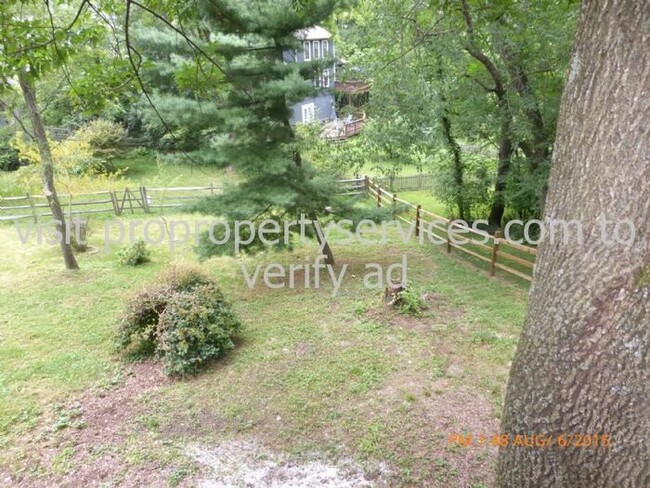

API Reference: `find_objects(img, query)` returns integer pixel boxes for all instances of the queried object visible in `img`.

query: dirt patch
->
[367,370,500,487]
[0,361,194,488]
[366,291,463,332]
[187,438,392,487]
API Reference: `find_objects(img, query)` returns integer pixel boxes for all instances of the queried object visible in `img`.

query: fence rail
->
[365,177,536,282]
[0,180,360,222]
[0,183,223,222]
[371,174,433,191]
[1,176,536,282]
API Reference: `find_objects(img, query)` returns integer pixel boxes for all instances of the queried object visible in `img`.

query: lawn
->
[0,207,529,487]
[0,149,229,201]
[111,152,229,189]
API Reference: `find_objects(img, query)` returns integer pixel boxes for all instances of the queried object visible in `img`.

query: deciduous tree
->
[497,1,649,485]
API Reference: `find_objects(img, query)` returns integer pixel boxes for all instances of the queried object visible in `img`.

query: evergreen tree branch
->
[122,0,214,177]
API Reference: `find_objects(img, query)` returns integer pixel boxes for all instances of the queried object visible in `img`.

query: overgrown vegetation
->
[393,287,426,317]
[0,140,27,172]
[117,265,242,376]
[116,239,151,267]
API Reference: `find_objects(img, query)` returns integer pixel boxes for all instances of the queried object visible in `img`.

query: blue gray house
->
[284,26,336,125]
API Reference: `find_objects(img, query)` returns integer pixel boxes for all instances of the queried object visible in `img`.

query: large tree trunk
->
[497,2,649,486]
[18,70,79,271]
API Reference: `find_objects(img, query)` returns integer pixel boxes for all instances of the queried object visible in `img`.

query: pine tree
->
[179,0,381,263]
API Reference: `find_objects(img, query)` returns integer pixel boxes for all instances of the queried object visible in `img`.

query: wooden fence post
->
[26,193,37,223]
[446,221,452,254]
[110,190,121,216]
[124,188,135,214]
[140,186,150,213]
[364,175,370,192]
[377,184,382,207]
[415,204,421,237]
[490,231,502,276]
[210,182,215,195]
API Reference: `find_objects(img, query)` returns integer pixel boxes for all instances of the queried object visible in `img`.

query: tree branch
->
[459,0,505,98]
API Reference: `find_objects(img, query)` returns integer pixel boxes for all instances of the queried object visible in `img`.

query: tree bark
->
[310,212,335,266]
[488,101,514,229]
[441,113,466,221]
[18,70,79,271]
[497,2,649,486]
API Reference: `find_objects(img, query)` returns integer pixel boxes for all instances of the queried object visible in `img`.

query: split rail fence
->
[1,176,535,281]
[364,177,536,282]
[0,184,222,223]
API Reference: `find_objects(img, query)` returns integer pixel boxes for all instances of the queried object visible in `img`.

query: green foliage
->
[393,287,425,317]
[116,239,151,266]
[347,0,579,222]
[192,216,293,261]
[432,152,494,220]
[76,119,126,155]
[0,140,27,172]
[116,265,242,376]
[296,122,369,176]
[157,283,241,376]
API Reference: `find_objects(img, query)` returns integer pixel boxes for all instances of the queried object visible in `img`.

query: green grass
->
[0,149,229,201]
[398,190,449,217]
[0,212,529,485]
[111,150,229,188]
[346,162,430,178]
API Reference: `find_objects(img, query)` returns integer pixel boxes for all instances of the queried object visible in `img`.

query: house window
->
[321,40,329,57]
[322,69,330,88]
[313,75,321,88]
[313,40,321,59]
[303,41,311,61]
[301,103,316,123]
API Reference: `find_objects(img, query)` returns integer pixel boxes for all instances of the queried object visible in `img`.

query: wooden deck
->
[326,118,366,141]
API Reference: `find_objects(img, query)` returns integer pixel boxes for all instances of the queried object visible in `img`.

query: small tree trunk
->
[497,1,649,486]
[310,212,335,266]
[441,114,466,221]
[18,70,79,270]
[488,112,513,229]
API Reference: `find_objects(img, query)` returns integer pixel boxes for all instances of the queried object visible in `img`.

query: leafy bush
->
[12,130,121,178]
[116,239,151,266]
[69,158,117,177]
[75,119,126,155]
[157,284,241,375]
[116,265,242,376]
[0,141,26,171]
[393,287,426,317]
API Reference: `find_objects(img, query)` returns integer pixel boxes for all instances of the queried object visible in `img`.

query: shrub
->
[75,119,125,155]
[393,287,426,317]
[157,284,241,376]
[117,239,151,266]
[0,141,27,172]
[117,284,169,355]
[116,265,242,376]
[12,130,119,177]
[69,158,117,177]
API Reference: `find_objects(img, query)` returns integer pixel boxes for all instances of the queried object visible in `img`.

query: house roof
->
[295,26,332,40]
